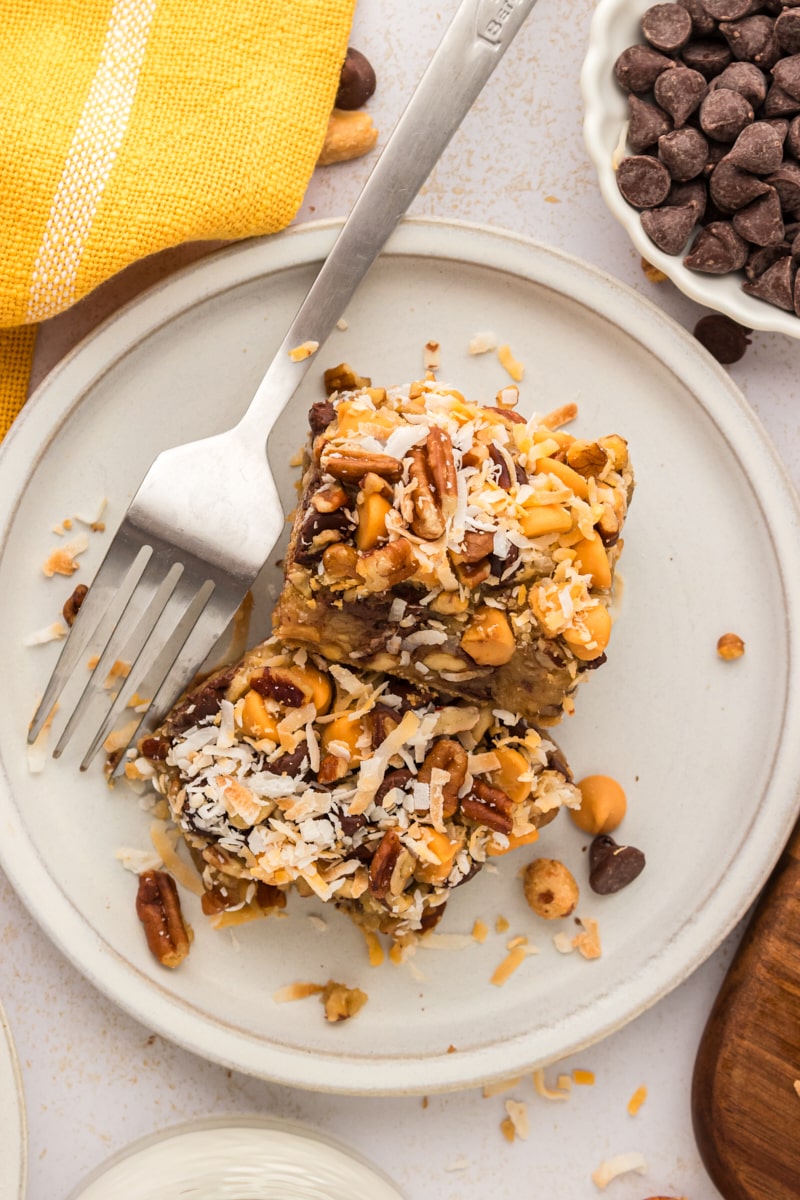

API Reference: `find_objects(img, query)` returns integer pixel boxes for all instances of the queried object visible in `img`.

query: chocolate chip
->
[642,3,693,52]
[614,44,676,92]
[742,250,797,304]
[719,15,780,68]
[308,399,336,436]
[659,126,709,178]
[732,185,785,241]
[727,120,785,170]
[700,87,755,139]
[374,768,413,807]
[766,157,800,207]
[641,201,700,250]
[684,219,750,269]
[252,669,305,708]
[270,743,310,777]
[588,836,646,894]
[642,201,700,250]
[667,177,709,220]
[787,113,800,155]
[628,94,674,152]
[681,37,733,78]
[617,155,673,207]
[745,239,791,278]
[793,267,800,314]
[763,80,800,114]
[710,155,771,209]
[776,8,800,55]
[702,0,755,19]
[655,64,709,123]
[335,47,376,110]
[693,313,753,360]
[772,51,800,100]
[678,0,716,36]
[712,61,768,107]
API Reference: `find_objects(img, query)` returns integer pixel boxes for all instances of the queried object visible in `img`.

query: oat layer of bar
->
[135,638,579,940]
[274,376,634,724]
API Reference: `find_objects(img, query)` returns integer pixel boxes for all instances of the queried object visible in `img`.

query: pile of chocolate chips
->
[614,0,800,315]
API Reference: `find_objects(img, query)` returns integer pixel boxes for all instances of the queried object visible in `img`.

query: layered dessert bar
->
[135,638,579,940]
[274,375,634,724]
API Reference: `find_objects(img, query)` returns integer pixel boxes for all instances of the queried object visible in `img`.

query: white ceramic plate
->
[67,1116,404,1200]
[0,998,27,1200]
[582,0,800,338]
[1,219,800,1094]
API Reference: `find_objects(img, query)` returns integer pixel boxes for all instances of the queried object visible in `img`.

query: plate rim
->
[0,994,28,1200]
[2,216,800,1094]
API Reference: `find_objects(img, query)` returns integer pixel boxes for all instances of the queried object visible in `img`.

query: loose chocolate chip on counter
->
[654,64,708,123]
[642,2,693,52]
[732,186,785,242]
[699,87,755,140]
[335,47,377,110]
[659,126,709,179]
[710,155,771,209]
[641,201,700,251]
[678,0,716,36]
[693,312,753,360]
[719,15,780,68]
[742,250,797,305]
[727,119,785,171]
[588,836,646,895]
[712,61,768,107]
[616,154,672,207]
[681,37,733,78]
[614,44,676,92]
[628,94,674,152]
[684,219,750,270]
[772,51,800,100]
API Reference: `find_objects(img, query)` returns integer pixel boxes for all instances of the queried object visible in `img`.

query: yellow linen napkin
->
[0,0,356,438]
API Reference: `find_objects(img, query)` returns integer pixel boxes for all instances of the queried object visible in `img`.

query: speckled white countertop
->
[5,1,800,1197]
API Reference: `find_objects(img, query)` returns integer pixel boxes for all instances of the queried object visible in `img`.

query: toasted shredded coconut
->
[362,928,385,967]
[74,496,108,528]
[24,620,68,646]
[591,1152,647,1189]
[149,823,204,896]
[114,846,162,874]
[573,1069,596,1086]
[553,931,575,954]
[468,331,497,355]
[42,533,89,577]
[471,919,488,943]
[482,1075,522,1098]
[490,943,529,986]
[27,703,58,774]
[497,344,524,382]
[533,1068,570,1100]
[573,917,602,959]
[504,1099,530,1140]
[272,981,325,1003]
[288,340,319,362]
[423,340,441,370]
[627,1085,647,1116]
[444,1157,471,1172]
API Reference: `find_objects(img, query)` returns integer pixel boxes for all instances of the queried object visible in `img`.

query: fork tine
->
[53,560,185,758]
[81,576,216,771]
[28,543,153,743]
[109,579,242,781]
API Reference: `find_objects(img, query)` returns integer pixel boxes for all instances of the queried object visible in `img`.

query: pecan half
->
[418,738,468,818]
[460,780,515,834]
[368,829,402,899]
[323,448,403,484]
[62,583,88,627]
[427,427,458,518]
[409,446,445,539]
[312,483,349,513]
[356,538,416,592]
[135,870,191,968]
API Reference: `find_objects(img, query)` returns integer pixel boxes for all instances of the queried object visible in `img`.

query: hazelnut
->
[523,857,579,919]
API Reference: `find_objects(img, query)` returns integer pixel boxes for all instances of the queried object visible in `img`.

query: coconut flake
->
[24,620,68,646]
[591,1152,647,1189]
[114,846,163,874]
[504,1099,530,1140]
[468,331,497,355]
[41,533,89,577]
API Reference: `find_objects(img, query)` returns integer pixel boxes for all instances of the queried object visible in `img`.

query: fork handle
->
[236,0,540,440]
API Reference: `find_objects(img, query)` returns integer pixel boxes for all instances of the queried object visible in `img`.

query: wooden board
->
[692,821,800,1200]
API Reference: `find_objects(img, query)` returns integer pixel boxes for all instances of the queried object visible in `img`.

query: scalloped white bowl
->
[581,0,800,338]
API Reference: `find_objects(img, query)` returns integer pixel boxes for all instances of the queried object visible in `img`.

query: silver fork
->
[28,0,540,768]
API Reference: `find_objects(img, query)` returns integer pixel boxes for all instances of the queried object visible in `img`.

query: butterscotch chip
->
[732,188,785,245]
[617,155,672,208]
[684,221,749,272]
[654,64,708,124]
[742,252,796,307]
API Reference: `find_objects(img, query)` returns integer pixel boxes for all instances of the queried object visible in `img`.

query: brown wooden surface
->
[692,820,800,1200]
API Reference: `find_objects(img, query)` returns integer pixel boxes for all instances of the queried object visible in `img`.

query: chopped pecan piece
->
[62,583,88,627]
[323,363,372,395]
[322,448,403,484]
[418,738,468,818]
[460,780,515,834]
[368,829,402,899]
[135,870,192,968]
[409,446,445,539]
[321,980,368,1021]
[455,530,495,562]
[356,538,416,591]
